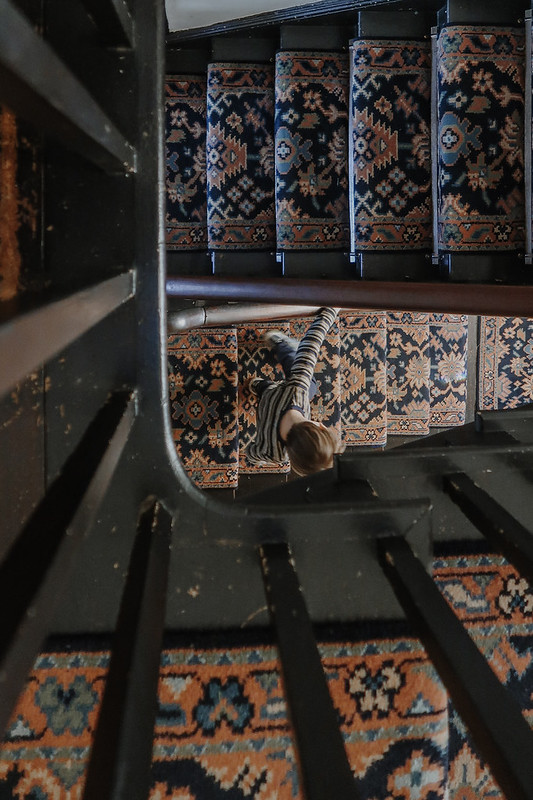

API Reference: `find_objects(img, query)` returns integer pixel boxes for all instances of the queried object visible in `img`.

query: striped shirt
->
[247,307,338,465]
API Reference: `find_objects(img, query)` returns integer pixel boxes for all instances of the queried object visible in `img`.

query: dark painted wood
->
[444,472,533,585]
[81,0,135,48]
[357,9,431,36]
[379,536,533,800]
[0,1,135,173]
[446,0,528,24]
[280,24,347,49]
[0,392,135,738]
[260,542,361,800]
[83,502,171,800]
[211,36,278,61]
[0,272,134,399]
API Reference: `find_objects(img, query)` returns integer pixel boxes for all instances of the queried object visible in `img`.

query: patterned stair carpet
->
[165,76,207,250]
[436,25,525,252]
[350,38,432,251]
[1,551,532,799]
[206,63,275,250]
[274,51,350,250]
[478,316,533,410]
[168,328,239,488]
[168,313,469,488]
[166,28,527,258]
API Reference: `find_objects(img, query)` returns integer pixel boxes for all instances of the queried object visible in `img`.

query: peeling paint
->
[0,107,21,301]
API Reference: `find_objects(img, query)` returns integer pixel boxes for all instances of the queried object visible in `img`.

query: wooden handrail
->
[167,276,533,317]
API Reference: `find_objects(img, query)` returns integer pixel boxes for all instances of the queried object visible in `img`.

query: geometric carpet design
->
[168,312,471,488]
[1,553,531,799]
[206,63,275,249]
[165,77,208,250]
[340,311,388,446]
[436,26,525,252]
[430,314,469,426]
[274,51,350,250]
[478,316,533,410]
[168,328,239,488]
[386,312,431,436]
[350,39,432,251]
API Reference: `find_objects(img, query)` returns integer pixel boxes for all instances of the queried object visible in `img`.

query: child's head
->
[285,420,344,476]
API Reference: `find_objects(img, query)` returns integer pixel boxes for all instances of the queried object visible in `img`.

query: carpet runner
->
[168,328,239,488]
[274,51,350,250]
[436,26,525,252]
[1,552,531,799]
[206,63,275,250]
[386,312,431,436]
[478,316,533,410]
[350,39,432,251]
[168,313,469,488]
[165,76,207,250]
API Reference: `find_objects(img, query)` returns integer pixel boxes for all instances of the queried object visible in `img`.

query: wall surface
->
[165,0,326,32]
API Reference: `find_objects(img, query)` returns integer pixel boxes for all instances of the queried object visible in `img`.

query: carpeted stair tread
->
[386,312,431,436]
[350,38,432,251]
[436,25,525,252]
[274,50,350,250]
[340,310,388,446]
[168,327,239,488]
[429,314,469,427]
[206,62,275,249]
[288,315,342,436]
[478,316,533,410]
[4,554,533,798]
[237,320,291,474]
[165,76,208,250]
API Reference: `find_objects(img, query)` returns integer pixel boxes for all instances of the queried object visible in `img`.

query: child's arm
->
[287,307,338,391]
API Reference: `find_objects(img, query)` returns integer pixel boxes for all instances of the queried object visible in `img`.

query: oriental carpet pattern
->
[429,315,469,427]
[206,63,275,249]
[274,51,349,249]
[237,321,291,475]
[168,328,239,489]
[386,312,431,436]
[1,554,532,799]
[437,26,525,251]
[350,40,432,251]
[478,316,533,410]
[165,77,207,250]
[340,311,388,446]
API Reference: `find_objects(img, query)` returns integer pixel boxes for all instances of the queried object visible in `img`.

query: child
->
[247,307,344,476]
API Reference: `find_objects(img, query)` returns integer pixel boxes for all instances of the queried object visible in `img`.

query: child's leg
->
[276,339,318,400]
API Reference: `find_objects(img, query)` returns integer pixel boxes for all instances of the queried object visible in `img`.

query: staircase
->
[168,311,470,488]
[4,1,533,798]
[164,4,533,489]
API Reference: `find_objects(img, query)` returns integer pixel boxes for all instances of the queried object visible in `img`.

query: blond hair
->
[285,421,344,477]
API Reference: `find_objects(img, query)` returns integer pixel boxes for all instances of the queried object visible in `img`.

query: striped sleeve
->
[286,307,337,391]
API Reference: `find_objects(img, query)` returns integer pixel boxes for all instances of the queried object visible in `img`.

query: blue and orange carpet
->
[1,550,532,798]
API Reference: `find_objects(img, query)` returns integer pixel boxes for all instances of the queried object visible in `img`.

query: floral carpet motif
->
[2,554,531,799]
[429,314,468,426]
[165,77,207,250]
[168,327,239,488]
[288,316,342,436]
[340,311,387,446]
[437,26,525,251]
[386,312,431,435]
[237,321,291,475]
[434,552,533,800]
[274,51,349,249]
[477,316,533,409]
[350,40,432,251]
[206,63,275,249]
